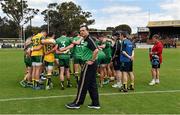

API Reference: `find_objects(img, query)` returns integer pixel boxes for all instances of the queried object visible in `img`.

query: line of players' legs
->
[20,53,135,92]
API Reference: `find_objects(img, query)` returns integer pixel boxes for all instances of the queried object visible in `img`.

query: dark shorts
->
[104,57,111,64]
[98,58,106,65]
[44,61,54,67]
[31,56,43,63]
[120,61,133,72]
[24,56,32,67]
[55,54,59,59]
[59,58,70,68]
[152,64,160,69]
[113,58,121,71]
[74,57,84,65]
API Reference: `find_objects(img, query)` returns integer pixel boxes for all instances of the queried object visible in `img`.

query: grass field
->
[0,48,180,114]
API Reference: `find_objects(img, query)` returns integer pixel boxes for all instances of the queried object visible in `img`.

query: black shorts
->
[74,57,84,65]
[152,64,160,69]
[120,61,133,72]
[59,59,70,68]
[113,57,121,70]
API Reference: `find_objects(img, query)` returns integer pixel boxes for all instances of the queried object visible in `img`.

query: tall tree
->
[106,27,114,31]
[0,16,18,38]
[1,0,39,25]
[1,0,39,37]
[41,2,95,36]
[115,24,132,35]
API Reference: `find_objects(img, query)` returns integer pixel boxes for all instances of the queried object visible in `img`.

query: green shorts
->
[74,57,83,64]
[97,58,105,65]
[44,61,54,67]
[55,53,59,59]
[59,58,70,68]
[31,56,43,63]
[24,56,32,67]
[104,57,111,64]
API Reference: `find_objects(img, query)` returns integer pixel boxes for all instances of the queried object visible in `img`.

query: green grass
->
[0,48,180,114]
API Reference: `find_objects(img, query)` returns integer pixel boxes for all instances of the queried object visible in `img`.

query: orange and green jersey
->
[44,38,55,62]
[31,33,44,56]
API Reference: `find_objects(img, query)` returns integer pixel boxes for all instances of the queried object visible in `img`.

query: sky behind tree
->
[0,0,179,33]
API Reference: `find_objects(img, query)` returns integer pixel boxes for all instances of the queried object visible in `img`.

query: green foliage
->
[106,27,114,31]
[115,24,132,34]
[41,2,95,36]
[1,0,39,26]
[0,16,18,38]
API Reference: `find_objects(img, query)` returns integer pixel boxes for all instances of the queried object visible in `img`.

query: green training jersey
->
[103,41,112,58]
[75,36,97,63]
[72,36,85,58]
[56,35,72,59]
[96,41,106,60]
[80,41,92,62]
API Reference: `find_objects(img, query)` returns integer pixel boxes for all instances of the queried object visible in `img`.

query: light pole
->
[47,8,50,33]
[21,0,26,48]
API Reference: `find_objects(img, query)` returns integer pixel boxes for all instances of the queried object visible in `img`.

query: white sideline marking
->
[0,90,180,102]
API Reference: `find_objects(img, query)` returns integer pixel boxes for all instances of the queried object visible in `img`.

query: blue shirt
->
[120,38,134,62]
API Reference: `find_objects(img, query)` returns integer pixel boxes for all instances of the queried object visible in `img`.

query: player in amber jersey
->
[31,30,47,89]
[42,32,56,90]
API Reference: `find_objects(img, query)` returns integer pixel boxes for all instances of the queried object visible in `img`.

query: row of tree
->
[0,0,132,38]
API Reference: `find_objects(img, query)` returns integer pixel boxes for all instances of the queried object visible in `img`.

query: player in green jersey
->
[55,31,72,90]
[20,36,33,88]
[72,32,85,86]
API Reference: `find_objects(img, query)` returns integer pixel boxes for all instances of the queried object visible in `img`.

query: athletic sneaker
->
[67,81,72,88]
[40,74,46,80]
[49,82,53,88]
[155,79,160,84]
[112,83,118,88]
[149,79,156,85]
[103,79,110,85]
[60,82,65,90]
[119,86,128,92]
[112,83,121,88]
[45,85,50,90]
[19,80,27,88]
[65,103,80,109]
[26,82,33,88]
[87,104,101,109]
[128,84,135,90]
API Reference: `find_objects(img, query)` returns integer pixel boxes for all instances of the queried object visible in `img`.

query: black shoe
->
[119,86,128,92]
[87,104,101,109]
[26,82,33,88]
[123,88,128,92]
[65,103,80,109]
[128,84,135,90]
[67,82,72,88]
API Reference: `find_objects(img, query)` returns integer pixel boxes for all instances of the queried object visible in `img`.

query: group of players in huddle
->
[20,29,135,92]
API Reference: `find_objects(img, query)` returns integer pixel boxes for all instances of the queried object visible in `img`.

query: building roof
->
[147,20,180,27]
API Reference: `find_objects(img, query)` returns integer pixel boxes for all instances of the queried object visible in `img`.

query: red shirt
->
[150,41,163,64]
